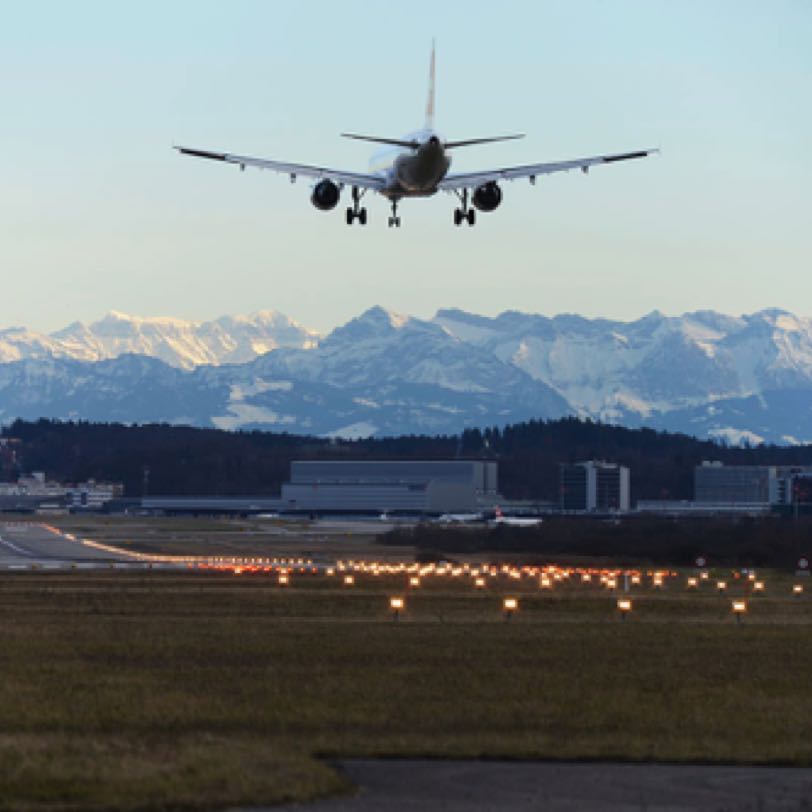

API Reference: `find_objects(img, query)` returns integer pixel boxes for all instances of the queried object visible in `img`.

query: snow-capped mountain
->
[1,305,811,443]
[0,311,317,370]
[0,307,568,437]
[434,307,812,443]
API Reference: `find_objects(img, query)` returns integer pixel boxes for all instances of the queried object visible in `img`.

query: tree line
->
[382,515,812,569]
[2,417,812,501]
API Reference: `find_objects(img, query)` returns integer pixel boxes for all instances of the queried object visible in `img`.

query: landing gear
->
[388,198,402,228]
[453,189,476,227]
[346,186,367,225]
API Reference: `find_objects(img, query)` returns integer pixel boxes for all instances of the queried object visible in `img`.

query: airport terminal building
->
[280,460,499,515]
[559,461,630,513]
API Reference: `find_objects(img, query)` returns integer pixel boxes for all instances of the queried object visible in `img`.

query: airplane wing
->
[438,148,658,190]
[175,146,386,191]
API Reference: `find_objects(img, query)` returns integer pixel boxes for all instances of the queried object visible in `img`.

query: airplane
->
[490,507,543,528]
[438,512,484,524]
[175,44,657,228]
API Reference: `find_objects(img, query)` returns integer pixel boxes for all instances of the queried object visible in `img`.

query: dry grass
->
[0,570,811,810]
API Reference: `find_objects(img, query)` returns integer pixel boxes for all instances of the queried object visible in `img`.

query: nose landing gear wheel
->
[454,209,463,226]
[388,199,402,228]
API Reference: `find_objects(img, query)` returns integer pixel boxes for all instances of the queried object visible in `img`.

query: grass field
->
[1,568,811,811]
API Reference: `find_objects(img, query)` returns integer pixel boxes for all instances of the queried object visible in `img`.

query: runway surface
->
[266,759,812,811]
[0,522,147,570]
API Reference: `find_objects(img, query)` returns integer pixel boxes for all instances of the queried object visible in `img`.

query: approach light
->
[474,577,487,589]
[390,596,404,619]
[503,597,518,619]
[409,576,420,588]
[343,575,355,586]
[717,580,727,593]
[278,572,289,586]
[753,581,765,592]
[793,584,804,596]
[687,577,698,588]
[732,600,747,623]
[617,598,632,620]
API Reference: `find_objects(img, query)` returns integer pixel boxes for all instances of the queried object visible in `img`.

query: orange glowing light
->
[474,577,486,588]
[617,599,632,612]
[278,573,289,585]
[753,581,764,592]
[732,600,747,614]
[390,596,404,611]
[343,575,355,586]
[409,576,420,587]
[503,597,518,612]
[717,580,727,592]
[793,584,804,595]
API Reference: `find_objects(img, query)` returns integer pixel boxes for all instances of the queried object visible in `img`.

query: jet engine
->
[472,181,502,212]
[311,179,340,210]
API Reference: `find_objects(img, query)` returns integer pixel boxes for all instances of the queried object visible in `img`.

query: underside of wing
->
[175,146,386,191]
[438,148,658,190]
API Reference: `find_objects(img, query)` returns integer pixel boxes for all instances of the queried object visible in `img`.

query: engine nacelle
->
[311,179,340,211]
[472,181,502,212]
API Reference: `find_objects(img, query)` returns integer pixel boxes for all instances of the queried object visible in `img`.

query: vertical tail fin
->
[425,40,436,130]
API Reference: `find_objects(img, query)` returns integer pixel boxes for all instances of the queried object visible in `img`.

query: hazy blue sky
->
[1,1,810,333]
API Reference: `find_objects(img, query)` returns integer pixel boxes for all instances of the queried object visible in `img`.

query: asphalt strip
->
[252,759,812,812]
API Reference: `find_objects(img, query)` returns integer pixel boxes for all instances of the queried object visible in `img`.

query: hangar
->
[280,460,499,515]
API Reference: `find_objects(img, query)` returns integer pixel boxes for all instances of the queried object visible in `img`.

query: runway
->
[270,759,812,812]
[0,522,153,570]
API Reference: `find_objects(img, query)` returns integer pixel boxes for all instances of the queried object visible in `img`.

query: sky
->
[1,0,810,335]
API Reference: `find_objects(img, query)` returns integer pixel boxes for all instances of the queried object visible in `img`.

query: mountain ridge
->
[1,306,810,444]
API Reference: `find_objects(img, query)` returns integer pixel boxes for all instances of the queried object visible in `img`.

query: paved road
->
[0,522,143,569]
[264,760,812,811]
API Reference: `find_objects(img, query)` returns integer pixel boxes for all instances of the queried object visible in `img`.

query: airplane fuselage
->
[370,129,452,198]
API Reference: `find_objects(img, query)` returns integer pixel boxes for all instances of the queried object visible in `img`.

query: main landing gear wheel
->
[346,186,367,225]
[388,198,402,228]
[453,189,476,227]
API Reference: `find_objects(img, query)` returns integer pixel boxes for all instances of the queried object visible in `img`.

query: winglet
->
[425,39,436,130]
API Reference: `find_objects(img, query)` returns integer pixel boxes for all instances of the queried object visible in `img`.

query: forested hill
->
[3,418,812,501]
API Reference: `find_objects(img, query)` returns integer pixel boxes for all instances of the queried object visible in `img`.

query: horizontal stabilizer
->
[445,134,525,149]
[341,133,419,149]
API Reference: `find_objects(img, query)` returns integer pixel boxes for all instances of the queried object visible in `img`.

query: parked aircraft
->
[176,44,657,227]
[490,507,543,528]
[438,512,484,524]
